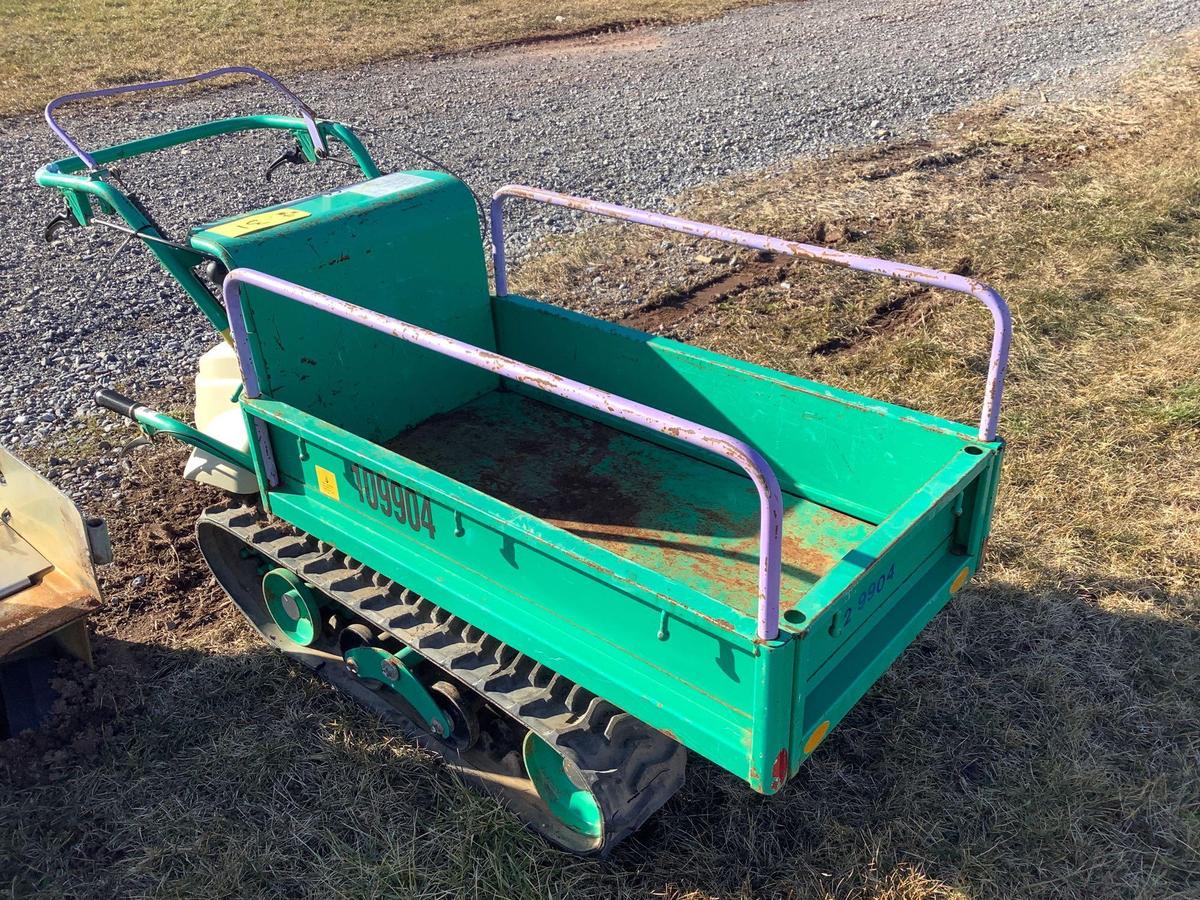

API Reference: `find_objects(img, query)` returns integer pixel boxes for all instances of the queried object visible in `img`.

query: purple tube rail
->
[489,185,1012,443]
[223,267,786,641]
[45,66,326,170]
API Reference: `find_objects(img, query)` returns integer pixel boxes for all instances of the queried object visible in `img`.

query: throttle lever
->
[265,141,306,181]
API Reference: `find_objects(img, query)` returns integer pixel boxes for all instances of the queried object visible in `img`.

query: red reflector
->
[770,749,789,791]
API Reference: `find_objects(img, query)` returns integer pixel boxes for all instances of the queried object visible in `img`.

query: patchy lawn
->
[0,0,761,118]
[3,35,1199,900]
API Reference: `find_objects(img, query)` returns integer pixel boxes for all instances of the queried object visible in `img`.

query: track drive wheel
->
[522,731,603,840]
[262,567,323,646]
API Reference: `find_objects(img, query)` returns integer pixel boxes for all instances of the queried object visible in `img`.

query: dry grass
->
[508,38,1200,895]
[3,36,1200,900]
[0,0,760,119]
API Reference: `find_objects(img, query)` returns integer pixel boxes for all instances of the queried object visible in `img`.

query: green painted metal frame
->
[343,644,454,739]
[34,114,380,333]
[230,290,1002,793]
[128,404,254,471]
[35,107,1005,792]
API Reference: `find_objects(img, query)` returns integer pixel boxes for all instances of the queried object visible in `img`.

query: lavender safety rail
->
[45,66,326,170]
[222,267,787,642]
[490,185,1012,443]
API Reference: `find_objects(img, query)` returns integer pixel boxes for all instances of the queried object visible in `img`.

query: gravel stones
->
[1,0,1195,488]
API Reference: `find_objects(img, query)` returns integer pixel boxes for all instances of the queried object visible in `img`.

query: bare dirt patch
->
[90,446,230,646]
[620,251,782,331]
[0,654,123,786]
[480,22,666,62]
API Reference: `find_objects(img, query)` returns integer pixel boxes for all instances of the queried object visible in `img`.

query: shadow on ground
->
[1,557,1194,898]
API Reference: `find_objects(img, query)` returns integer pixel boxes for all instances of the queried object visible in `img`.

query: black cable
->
[340,121,490,243]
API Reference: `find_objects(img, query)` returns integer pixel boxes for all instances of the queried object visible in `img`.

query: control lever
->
[43,213,77,243]
[265,141,306,181]
[266,141,361,181]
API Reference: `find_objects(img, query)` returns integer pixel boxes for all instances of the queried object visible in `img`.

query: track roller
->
[429,681,480,751]
[342,639,454,741]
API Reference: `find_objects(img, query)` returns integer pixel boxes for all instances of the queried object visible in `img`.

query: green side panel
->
[493,294,991,524]
[244,398,768,782]
[390,390,874,623]
[787,451,1001,770]
[191,171,497,441]
[791,553,980,770]
[798,500,958,671]
[796,448,993,643]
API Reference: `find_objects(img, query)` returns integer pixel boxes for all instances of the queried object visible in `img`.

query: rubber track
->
[198,503,685,854]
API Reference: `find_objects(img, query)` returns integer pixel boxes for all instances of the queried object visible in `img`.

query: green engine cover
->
[190,171,497,442]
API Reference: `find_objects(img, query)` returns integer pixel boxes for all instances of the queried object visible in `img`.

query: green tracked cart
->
[36,68,1011,853]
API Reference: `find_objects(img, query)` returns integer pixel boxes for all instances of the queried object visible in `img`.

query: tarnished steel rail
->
[222,268,788,641]
[45,66,327,170]
[489,185,1012,443]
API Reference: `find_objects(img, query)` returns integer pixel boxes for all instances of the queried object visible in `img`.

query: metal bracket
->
[344,644,452,739]
[250,416,279,488]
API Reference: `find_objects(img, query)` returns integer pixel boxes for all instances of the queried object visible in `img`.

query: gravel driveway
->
[1,0,1196,467]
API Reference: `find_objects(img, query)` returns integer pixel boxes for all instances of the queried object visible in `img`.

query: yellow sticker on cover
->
[314,466,339,501]
[206,207,309,238]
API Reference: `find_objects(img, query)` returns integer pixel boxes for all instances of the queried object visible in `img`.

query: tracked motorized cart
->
[36,69,1011,852]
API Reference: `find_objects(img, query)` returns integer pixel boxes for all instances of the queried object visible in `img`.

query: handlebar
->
[94,388,144,420]
[36,109,381,336]
[45,66,327,170]
[489,185,1012,443]
[94,387,255,471]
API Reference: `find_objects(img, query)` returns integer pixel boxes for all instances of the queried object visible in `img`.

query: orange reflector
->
[803,720,831,755]
[950,567,971,594]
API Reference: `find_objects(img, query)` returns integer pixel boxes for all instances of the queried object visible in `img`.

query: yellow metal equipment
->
[0,445,109,736]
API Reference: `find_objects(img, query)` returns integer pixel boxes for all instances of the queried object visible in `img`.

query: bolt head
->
[281,593,300,621]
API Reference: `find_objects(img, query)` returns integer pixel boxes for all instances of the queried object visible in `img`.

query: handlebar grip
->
[95,388,145,420]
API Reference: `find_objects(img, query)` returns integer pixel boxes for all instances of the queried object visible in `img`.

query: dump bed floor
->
[390,390,874,620]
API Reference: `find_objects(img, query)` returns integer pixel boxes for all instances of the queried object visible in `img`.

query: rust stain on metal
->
[392,392,866,635]
[0,576,95,658]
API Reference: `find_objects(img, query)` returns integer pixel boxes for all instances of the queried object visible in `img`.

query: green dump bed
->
[191,170,1005,793]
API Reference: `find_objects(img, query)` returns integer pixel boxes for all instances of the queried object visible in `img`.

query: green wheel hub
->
[522,731,603,839]
[262,567,323,646]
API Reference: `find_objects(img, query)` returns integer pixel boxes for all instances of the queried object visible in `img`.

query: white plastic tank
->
[186,341,256,494]
[195,341,242,430]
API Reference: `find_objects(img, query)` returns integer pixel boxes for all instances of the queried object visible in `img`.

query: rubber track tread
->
[198,503,685,854]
